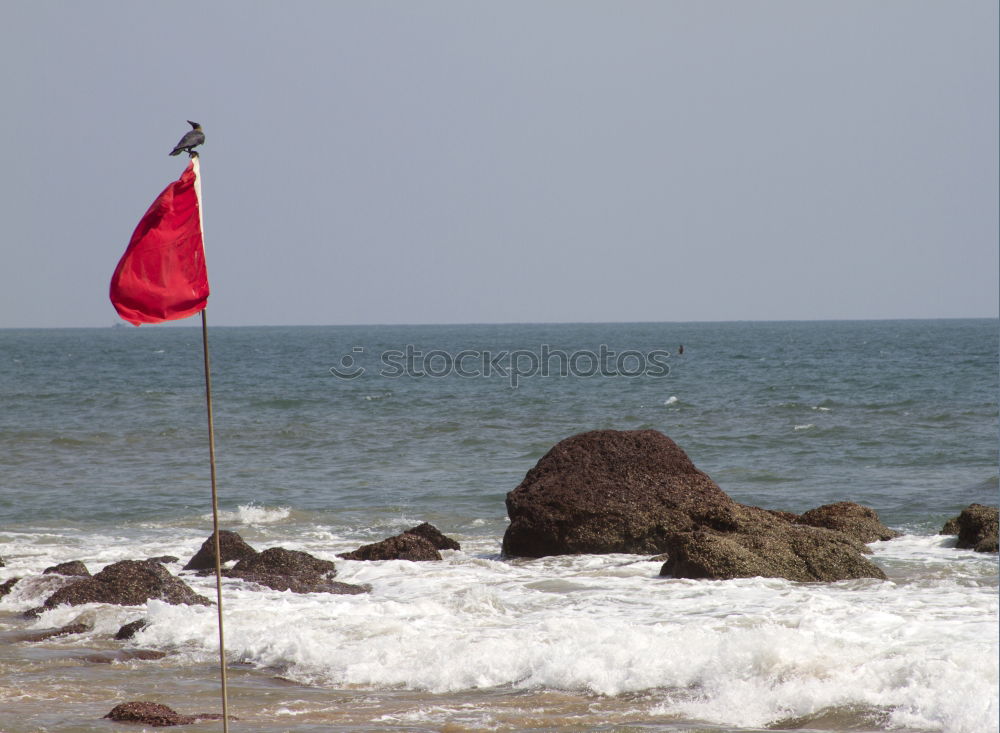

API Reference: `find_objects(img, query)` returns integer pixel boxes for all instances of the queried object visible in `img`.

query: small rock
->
[404,523,461,551]
[338,533,442,562]
[104,701,195,726]
[336,523,460,562]
[43,561,92,577]
[42,560,211,609]
[228,547,370,595]
[183,530,258,571]
[233,572,370,594]
[231,547,336,578]
[950,504,999,552]
[659,523,887,582]
[147,556,179,565]
[116,619,149,640]
[796,502,900,543]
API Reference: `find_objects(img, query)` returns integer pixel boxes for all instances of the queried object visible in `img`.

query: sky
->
[1,1,997,328]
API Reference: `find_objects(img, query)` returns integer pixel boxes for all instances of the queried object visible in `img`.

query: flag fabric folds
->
[110,158,209,326]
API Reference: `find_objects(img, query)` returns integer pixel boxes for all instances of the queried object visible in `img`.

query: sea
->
[0,319,997,733]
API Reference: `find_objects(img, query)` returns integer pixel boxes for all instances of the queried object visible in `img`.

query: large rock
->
[795,502,900,543]
[41,560,211,609]
[338,533,442,562]
[943,504,999,552]
[183,530,258,571]
[228,547,369,594]
[504,430,736,557]
[502,429,887,582]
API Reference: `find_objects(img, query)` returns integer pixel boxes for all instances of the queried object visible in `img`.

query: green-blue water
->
[2,320,996,528]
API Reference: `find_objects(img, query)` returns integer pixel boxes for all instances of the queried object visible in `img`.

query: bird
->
[169,121,205,157]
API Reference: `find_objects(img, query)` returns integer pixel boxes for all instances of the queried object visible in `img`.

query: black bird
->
[169,121,205,157]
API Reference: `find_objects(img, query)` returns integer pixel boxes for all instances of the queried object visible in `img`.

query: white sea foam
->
[3,531,996,732]
[663,395,678,405]
[205,504,291,526]
[793,423,815,431]
[0,574,73,615]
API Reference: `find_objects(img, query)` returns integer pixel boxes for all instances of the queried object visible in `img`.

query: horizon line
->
[2,315,998,331]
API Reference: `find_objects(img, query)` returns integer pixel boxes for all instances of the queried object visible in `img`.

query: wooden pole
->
[201,308,230,731]
[192,154,229,729]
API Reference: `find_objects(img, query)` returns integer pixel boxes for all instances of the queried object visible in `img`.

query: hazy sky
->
[2,2,997,328]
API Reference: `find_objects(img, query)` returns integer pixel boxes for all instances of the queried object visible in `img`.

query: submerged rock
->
[147,555,179,565]
[228,547,369,594]
[19,622,92,642]
[503,429,888,582]
[41,560,211,609]
[943,504,999,552]
[795,502,900,543]
[43,560,91,577]
[104,701,223,727]
[115,619,149,640]
[0,577,20,598]
[85,649,167,663]
[183,530,258,571]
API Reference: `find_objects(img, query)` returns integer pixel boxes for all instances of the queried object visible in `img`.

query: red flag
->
[110,158,209,326]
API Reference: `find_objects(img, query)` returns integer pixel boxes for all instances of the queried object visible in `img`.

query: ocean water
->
[0,319,997,733]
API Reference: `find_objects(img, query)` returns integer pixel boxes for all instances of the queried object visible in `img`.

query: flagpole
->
[201,307,230,731]
[195,154,229,731]
[111,137,223,724]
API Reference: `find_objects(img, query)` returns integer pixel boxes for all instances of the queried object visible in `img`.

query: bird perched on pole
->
[169,121,205,157]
